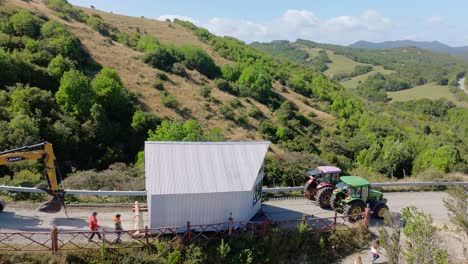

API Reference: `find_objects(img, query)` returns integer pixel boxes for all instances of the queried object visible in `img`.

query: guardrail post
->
[364,208,371,228]
[186,221,191,243]
[51,226,58,254]
[228,216,233,236]
[144,226,149,246]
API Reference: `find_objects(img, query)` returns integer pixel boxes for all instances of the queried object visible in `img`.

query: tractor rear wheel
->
[344,200,366,222]
[0,200,5,213]
[330,193,344,213]
[315,186,333,209]
[304,182,317,201]
[373,204,389,219]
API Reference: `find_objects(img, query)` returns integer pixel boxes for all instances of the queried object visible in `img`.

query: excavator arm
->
[0,142,65,213]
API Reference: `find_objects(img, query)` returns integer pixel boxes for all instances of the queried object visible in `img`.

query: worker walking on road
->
[88,212,101,242]
[114,214,123,243]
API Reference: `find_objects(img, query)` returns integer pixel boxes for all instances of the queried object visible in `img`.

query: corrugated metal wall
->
[149,190,261,228]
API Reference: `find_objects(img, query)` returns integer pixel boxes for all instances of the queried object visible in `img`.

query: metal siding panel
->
[149,191,253,228]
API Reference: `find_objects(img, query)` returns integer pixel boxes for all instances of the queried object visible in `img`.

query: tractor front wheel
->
[373,204,389,219]
[344,200,366,222]
[330,193,345,213]
[315,187,333,209]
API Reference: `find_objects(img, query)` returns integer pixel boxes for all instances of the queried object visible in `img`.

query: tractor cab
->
[304,166,342,208]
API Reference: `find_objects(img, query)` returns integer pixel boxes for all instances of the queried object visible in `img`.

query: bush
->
[171,62,186,76]
[156,71,168,81]
[9,10,43,38]
[153,80,164,90]
[179,44,220,78]
[161,93,179,109]
[198,85,211,98]
[167,250,181,264]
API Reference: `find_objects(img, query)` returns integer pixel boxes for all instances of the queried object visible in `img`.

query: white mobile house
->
[145,141,270,228]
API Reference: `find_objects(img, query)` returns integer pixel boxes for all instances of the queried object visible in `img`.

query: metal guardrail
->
[0,186,146,196]
[1,182,467,196]
[264,182,468,193]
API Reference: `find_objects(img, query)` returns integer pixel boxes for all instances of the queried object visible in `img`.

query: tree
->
[237,65,272,102]
[9,85,56,117]
[401,206,449,264]
[47,54,73,78]
[179,44,219,78]
[443,186,468,259]
[378,212,403,264]
[55,69,95,120]
[143,46,177,71]
[9,10,42,38]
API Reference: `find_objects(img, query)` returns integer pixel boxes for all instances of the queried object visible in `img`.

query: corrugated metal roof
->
[145,141,270,195]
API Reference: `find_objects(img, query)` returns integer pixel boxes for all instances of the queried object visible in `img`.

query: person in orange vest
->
[88,212,102,242]
[113,214,123,243]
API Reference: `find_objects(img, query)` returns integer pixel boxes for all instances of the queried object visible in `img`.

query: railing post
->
[101,227,106,257]
[228,217,233,237]
[134,201,140,235]
[333,211,337,232]
[186,221,191,243]
[263,218,269,235]
[51,226,58,255]
[364,208,371,228]
[144,226,149,246]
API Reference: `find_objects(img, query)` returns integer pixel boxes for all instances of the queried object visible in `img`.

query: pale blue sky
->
[69,0,468,46]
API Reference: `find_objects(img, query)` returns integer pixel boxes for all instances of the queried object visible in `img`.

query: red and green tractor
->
[303,166,342,208]
[330,176,389,222]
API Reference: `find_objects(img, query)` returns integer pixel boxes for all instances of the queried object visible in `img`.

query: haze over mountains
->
[350,40,468,57]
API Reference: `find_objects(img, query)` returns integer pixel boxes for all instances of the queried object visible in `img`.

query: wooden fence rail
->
[0,209,370,254]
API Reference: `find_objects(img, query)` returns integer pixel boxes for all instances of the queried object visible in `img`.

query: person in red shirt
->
[88,212,102,242]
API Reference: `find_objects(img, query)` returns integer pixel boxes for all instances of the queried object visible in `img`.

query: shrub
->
[153,80,164,90]
[198,85,211,98]
[9,10,43,38]
[229,99,242,109]
[219,104,234,120]
[161,93,179,109]
[171,62,186,76]
[214,78,233,93]
[167,250,181,264]
[155,72,168,81]
[86,15,111,36]
[179,44,220,78]
[143,46,178,72]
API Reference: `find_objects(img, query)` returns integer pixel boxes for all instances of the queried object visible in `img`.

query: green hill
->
[0,0,466,189]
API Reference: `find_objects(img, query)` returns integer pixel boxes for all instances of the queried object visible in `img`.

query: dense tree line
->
[0,8,158,172]
[1,1,467,190]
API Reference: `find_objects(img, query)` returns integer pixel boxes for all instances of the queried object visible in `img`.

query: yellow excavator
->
[0,142,65,213]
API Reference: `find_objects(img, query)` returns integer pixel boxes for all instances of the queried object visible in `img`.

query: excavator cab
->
[0,142,66,213]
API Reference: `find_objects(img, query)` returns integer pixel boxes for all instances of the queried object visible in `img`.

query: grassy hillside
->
[251,39,468,104]
[388,83,468,108]
[0,0,467,190]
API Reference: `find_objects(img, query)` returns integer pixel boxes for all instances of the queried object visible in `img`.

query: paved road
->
[263,192,467,264]
[263,191,451,227]
[0,192,464,262]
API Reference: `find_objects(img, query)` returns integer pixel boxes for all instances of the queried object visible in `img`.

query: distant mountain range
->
[350,40,468,57]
